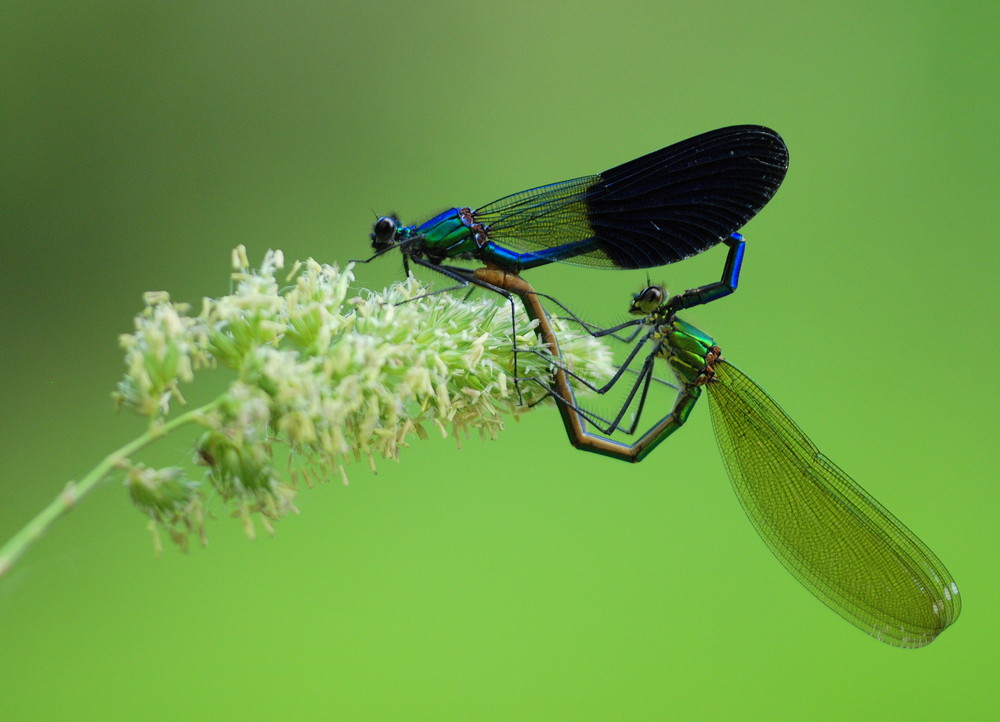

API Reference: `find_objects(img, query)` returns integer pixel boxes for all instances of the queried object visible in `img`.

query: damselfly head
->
[371,215,400,251]
[630,284,666,315]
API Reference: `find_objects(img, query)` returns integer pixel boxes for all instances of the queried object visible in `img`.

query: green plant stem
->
[0,400,220,580]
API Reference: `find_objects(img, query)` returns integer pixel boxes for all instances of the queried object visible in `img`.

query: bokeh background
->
[2,2,997,719]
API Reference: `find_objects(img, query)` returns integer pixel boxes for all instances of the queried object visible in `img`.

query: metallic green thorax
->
[656,317,719,387]
[532,234,746,465]
[574,285,962,647]
[405,209,479,263]
[616,317,718,464]
[396,207,601,271]
[368,126,789,276]
[574,315,720,465]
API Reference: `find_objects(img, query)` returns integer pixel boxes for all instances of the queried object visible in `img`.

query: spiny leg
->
[474,268,699,462]
[537,233,746,422]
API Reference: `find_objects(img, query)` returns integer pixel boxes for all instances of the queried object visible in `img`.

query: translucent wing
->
[474,126,789,269]
[707,361,960,647]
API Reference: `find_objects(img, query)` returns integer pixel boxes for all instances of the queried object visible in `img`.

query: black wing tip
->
[707,125,789,168]
[711,124,785,141]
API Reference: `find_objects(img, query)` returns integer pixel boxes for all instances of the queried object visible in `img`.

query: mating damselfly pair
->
[354,126,960,648]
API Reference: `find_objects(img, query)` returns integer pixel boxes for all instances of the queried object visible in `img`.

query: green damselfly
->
[502,260,961,647]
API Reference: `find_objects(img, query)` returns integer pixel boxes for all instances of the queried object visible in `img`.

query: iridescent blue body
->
[367,125,788,280]
[399,208,597,270]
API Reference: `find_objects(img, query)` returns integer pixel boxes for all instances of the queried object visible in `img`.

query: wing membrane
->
[707,361,960,647]
[474,126,789,269]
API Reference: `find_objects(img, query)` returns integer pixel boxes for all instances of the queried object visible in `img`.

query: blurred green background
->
[2,2,997,719]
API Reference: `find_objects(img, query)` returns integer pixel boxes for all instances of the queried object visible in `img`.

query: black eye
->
[630,285,665,314]
[641,286,663,304]
[371,216,397,248]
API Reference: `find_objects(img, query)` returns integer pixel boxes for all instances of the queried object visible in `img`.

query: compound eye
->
[630,285,665,314]
[640,286,663,304]
[371,216,397,248]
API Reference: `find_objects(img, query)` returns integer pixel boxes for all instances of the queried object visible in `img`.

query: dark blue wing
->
[475,126,789,269]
